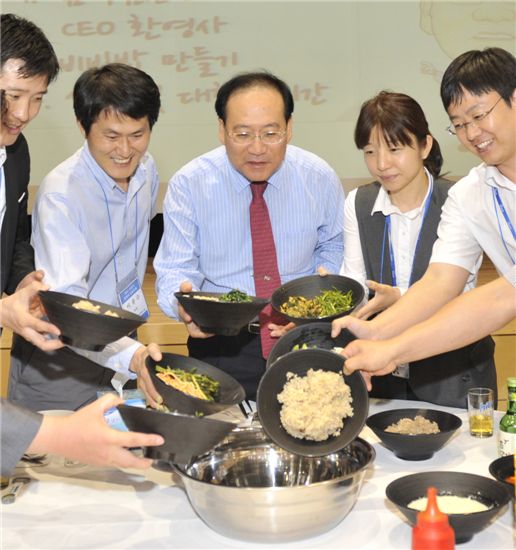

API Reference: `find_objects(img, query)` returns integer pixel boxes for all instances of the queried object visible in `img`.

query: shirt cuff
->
[102,338,141,379]
[0,399,43,476]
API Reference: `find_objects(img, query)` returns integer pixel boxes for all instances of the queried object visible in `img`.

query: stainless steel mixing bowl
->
[172,424,375,542]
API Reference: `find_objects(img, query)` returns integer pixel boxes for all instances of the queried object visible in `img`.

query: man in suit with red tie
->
[154,71,345,399]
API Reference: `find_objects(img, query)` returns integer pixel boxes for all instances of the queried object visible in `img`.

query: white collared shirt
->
[431,163,515,286]
[340,171,479,294]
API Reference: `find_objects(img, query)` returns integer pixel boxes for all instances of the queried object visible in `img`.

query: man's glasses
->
[446,96,503,136]
[226,130,287,145]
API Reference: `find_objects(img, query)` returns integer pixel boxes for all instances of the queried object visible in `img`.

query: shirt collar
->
[0,147,6,169]
[371,169,433,220]
[484,164,515,190]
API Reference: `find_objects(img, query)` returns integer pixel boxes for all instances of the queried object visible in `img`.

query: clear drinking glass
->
[467,387,494,438]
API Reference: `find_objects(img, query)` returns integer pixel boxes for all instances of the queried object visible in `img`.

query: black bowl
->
[270,274,365,325]
[366,408,462,460]
[39,290,146,351]
[146,353,245,416]
[385,471,512,544]
[174,291,268,336]
[257,348,368,456]
[117,405,234,465]
[488,455,515,496]
[267,321,356,368]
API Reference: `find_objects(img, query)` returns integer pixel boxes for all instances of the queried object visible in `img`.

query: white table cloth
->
[1,399,513,549]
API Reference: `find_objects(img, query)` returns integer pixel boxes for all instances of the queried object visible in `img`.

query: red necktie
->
[249,182,285,358]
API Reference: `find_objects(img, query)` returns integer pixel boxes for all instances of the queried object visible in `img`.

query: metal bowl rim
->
[172,436,375,492]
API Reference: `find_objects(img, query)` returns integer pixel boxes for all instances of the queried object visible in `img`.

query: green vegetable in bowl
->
[292,343,316,351]
[280,288,354,318]
[155,366,220,401]
[219,289,253,303]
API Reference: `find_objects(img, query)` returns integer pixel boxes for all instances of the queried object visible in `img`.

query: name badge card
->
[116,268,149,319]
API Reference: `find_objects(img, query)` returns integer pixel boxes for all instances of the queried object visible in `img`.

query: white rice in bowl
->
[277,368,353,441]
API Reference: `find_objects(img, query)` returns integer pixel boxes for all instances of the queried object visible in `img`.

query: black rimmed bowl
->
[257,348,368,456]
[488,455,515,496]
[267,321,356,368]
[117,405,234,465]
[385,471,512,544]
[174,291,268,336]
[146,353,245,416]
[366,408,462,461]
[39,290,146,351]
[270,274,365,325]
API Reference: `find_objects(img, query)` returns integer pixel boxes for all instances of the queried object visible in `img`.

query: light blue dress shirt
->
[154,144,344,319]
[32,142,159,377]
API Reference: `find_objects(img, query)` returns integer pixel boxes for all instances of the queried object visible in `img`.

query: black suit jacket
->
[1,134,34,295]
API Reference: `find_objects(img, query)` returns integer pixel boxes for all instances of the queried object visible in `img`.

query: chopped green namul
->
[219,289,253,303]
[280,288,354,318]
[155,365,220,401]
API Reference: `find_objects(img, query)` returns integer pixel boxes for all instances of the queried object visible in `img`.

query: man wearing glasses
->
[332,47,515,386]
[154,71,344,399]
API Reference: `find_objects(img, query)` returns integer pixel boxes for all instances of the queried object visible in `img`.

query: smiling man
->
[0,16,165,476]
[0,13,59,299]
[332,47,515,393]
[9,63,164,411]
[154,71,344,399]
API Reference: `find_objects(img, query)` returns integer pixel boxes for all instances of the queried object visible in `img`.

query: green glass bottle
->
[498,377,516,457]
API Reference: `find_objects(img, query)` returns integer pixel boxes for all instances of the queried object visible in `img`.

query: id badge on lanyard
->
[116,267,150,319]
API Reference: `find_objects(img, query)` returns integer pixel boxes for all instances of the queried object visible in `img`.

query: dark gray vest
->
[355,179,452,288]
[353,179,497,408]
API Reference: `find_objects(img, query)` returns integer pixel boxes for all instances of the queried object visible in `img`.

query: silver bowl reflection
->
[172,425,375,542]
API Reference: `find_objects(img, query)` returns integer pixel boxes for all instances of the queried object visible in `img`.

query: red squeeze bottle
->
[412,486,455,550]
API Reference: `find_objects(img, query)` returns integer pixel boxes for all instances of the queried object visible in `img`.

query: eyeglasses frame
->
[446,95,504,136]
[225,129,288,145]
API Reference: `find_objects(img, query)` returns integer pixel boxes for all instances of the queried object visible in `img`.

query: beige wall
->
[5,1,514,191]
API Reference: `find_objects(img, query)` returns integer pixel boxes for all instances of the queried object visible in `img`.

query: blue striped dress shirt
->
[154,144,344,319]
[32,142,159,376]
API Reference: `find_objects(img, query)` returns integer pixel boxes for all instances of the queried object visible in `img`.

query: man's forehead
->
[94,109,150,129]
[448,89,495,115]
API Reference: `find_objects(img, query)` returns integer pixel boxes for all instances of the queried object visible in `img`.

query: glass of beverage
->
[467,387,494,437]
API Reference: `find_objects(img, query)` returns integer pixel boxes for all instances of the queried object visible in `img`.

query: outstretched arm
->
[341,276,515,384]
[333,263,469,341]
[27,394,164,469]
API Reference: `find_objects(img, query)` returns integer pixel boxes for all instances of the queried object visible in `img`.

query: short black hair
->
[73,63,161,135]
[0,13,59,84]
[215,70,294,123]
[440,47,516,111]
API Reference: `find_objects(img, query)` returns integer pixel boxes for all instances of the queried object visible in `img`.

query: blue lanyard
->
[379,179,434,287]
[492,187,516,265]
[97,182,139,285]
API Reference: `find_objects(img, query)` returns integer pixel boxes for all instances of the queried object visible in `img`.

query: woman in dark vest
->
[339,91,496,408]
